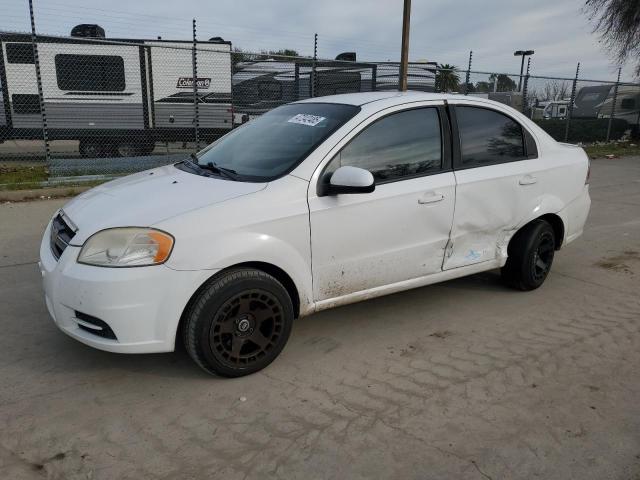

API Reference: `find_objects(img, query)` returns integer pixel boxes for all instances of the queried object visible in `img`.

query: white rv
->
[0,27,232,157]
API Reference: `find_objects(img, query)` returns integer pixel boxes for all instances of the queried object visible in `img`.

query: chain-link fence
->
[1,28,639,182]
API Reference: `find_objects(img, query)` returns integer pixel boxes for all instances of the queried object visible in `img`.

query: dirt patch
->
[595,250,639,274]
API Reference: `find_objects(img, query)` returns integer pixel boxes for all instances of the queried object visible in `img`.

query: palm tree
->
[436,64,460,93]
[584,0,640,76]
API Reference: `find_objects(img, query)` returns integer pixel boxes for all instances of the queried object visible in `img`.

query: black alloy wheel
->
[183,269,294,377]
[501,219,556,291]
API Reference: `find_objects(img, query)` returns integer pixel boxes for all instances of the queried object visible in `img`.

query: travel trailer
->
[573,84,640,124]
[531,100,570,120]
[0,27,232,157]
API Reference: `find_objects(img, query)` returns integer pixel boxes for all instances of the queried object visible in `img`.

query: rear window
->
[193,103,360,181]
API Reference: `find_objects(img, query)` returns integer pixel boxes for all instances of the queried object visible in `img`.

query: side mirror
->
[324,166,375,195]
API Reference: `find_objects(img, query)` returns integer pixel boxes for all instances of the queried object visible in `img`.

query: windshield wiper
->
[189,153,239,181]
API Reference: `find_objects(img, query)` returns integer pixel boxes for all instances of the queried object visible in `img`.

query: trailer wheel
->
[79,140,108,158]
[114,142,141,158]
[141,141,156,156]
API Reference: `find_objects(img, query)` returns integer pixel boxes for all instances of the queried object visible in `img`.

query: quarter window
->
[55,54,125,91]
[327,108,442,183]
[456,106,525,167]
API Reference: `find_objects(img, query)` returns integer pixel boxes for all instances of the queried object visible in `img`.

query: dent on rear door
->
[444,165,528,270]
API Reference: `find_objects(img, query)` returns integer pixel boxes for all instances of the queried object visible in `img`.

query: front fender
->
[200,231,314,315]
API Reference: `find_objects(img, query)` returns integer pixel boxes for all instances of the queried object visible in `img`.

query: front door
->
[308,105,456,301]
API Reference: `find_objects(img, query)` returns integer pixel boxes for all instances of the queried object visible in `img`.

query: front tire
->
[183,269,294,377]
[501,219,556,291]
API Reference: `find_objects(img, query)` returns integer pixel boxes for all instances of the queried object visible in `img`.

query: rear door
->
[443,102,543,270]
[308,103,456,300]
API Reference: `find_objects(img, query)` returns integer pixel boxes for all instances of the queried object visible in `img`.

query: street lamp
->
[514,50,534,91]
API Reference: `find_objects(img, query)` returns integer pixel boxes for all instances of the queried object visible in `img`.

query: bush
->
[533,118,629,143]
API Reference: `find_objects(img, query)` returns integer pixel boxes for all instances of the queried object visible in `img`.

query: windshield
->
[192,103,360,181]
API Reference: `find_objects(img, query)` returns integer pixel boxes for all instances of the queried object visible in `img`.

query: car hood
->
[62,164,267,245]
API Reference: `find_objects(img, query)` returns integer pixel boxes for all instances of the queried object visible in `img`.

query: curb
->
[0,185,91,202]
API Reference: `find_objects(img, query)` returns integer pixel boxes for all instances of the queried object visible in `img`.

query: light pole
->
[514,50,534,91]
[399,0,411,91]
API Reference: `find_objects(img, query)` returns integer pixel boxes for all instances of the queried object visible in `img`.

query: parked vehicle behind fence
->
[0,27,233,157]
[40,91,591,377]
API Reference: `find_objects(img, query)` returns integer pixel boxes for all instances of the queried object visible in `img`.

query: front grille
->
[74,311,118,340]
[50,213,76,260]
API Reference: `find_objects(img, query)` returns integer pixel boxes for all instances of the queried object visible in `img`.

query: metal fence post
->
[371,64,377,92]
[311,33,318,98]
[564,62,580,143]
[192,18,200,150]
[28,0,50,165]
[464,50,472,95]
[606,67,621,142]
[521,57,531,115]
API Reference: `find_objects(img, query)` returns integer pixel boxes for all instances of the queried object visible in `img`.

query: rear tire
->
[501,219,556,291]
[183,269,294,377]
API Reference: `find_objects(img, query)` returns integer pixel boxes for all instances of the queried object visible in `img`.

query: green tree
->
[489,73,518,92]
[475,81,492,93]
[436,64,460,92]
[584,0,640,76]
[267,49,300,58]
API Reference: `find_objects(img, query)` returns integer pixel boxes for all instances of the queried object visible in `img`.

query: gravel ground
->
[0,156,639,480]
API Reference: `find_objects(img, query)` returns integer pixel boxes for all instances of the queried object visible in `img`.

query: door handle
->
[418,193,444,204]
[519,175,538,185]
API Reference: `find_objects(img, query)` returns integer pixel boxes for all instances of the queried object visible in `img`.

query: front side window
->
[456,106,525,167]
[192,102,360,181]
[55,54,125,91]
[326,107,442,183]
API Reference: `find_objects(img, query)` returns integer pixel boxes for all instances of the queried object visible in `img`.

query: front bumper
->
[39,220,217,354]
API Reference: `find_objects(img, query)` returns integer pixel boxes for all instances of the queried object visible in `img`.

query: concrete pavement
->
[1,157,639,479]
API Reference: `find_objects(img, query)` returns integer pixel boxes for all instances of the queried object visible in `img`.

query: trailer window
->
[55,54,125,92]
[11,94,40,114]
[621,98,636,110]
[6,43,35,64]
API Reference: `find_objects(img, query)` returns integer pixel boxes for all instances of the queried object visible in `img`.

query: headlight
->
[78,228,174,267]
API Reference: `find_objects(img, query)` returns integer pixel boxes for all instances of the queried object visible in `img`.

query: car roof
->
[295,91,455,106]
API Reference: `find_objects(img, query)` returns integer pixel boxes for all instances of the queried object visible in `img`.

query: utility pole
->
[514,50,534,91]
[399,0,411,91]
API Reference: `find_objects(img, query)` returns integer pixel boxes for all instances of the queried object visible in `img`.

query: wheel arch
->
[175,261,303,349]
[538,213,565,250]
[510,213,565,252]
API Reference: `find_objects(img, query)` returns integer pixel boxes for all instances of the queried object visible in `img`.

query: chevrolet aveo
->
[40,92,591,377]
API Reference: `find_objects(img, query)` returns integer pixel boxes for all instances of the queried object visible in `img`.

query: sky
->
[1,0,636,82]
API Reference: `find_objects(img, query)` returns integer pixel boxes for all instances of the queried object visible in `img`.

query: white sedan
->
[40,92,591,377]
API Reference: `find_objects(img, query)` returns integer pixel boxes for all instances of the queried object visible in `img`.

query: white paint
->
[40,92,591,355]
[330,166,374,187]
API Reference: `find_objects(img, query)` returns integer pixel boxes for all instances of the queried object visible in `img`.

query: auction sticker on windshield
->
[287,114,326,126]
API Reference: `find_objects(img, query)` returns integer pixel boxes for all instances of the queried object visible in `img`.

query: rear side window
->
[327,108,442,183]
[456,106,525,167]
[6,43,34,64]
[55,54,125,91]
